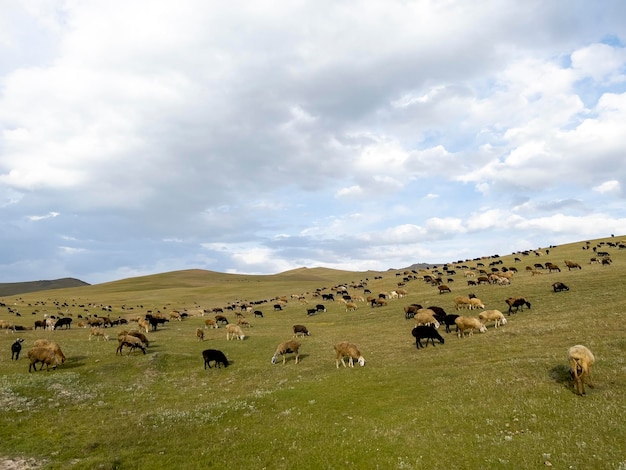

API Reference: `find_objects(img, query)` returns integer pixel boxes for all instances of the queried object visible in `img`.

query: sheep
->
[440,314,460,333]
[32,339,66,364]
[226,324,245,340]
[403,304,423,320]
[253,310,264,318]
[89,327,110,341]
[204,318,218,329]
[292,324,310,337]
[215,314,229,325]
[469,298,485,310]
[196,328,204,341]
[334,342,365,368]
[438,284,452,294]
[505,297,531,315]
[454,296,472,310]
[11,338,24,360]
[137,318,150,334]
[271,340,301,365]
[27,347,62,372]
[552,282,569,292]
[237,318,251,328]
[455,316,487,338]
[202,349,229,369]
[568,345,595,396]
[478,309,507,329]
[413,308,440,329]
[116,335,147,355]
[345,301,358,311]
[564,260,582,270]
[411,326,445,349]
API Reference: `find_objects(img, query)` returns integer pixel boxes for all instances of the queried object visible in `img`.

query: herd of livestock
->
[4,238,621,395]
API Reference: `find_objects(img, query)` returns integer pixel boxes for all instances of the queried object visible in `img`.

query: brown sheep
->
[27,347,62,372]
[271,340,301,364]
[334,342,365,368]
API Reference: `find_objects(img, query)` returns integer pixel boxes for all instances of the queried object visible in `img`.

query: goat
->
[411,326,444,349]
[293,325,310,337]
[334,342,365,368]
[27,347,62,372]
[226,324,245,340]
[478,310,507,329]
[568,345,595,396]
[505,297,531,315]
[11,338,24,360]
[455,316,487,338]
[552,282,569,293]
[203,349,229,368]
[271,340,301,365]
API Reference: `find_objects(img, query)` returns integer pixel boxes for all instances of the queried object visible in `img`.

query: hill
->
[0,277,90,297]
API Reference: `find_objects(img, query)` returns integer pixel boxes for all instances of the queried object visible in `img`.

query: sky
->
[1,1,626,285]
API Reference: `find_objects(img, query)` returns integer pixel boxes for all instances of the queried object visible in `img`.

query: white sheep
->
[271,340,301,364]
[334,342,365,368]
[478,310,507,329]
[568,345,595,396]
[455,316,487,338]
[413,308,440,329]
[226,324,245,340]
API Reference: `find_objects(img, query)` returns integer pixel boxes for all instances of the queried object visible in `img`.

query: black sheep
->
[552,282,569,293]
[411,326,445,349]
[11,338,24,360]
[203,349,229,369]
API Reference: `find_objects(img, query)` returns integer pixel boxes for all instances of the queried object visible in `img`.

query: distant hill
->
[0,278,90,297]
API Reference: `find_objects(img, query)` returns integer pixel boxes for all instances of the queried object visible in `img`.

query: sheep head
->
[357,356,366,367]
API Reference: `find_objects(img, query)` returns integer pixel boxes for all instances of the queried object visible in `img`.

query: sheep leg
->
[415,338,422,349]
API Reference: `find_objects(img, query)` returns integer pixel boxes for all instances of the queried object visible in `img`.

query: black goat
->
[11,338,24,360]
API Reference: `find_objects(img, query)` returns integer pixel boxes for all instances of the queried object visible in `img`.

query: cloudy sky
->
[1,1,625,284]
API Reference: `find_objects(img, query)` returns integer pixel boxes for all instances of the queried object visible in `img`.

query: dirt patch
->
[0,457,47,470]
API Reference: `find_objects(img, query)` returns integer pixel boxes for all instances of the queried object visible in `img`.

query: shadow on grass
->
[549,364,573,389]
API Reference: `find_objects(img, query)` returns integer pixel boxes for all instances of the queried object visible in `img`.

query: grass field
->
[1,236,625,469]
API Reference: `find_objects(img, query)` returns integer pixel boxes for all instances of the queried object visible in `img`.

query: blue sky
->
[1,1,626,284]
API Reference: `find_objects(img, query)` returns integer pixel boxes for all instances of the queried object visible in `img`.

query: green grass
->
[1,237,625,469]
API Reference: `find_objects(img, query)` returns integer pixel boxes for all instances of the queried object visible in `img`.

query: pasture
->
[0,237,625,469]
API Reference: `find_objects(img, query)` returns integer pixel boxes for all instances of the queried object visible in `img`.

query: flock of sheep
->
[7,241,615,397]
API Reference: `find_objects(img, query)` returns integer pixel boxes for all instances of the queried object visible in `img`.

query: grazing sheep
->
[440,314,460,333]
[455,316,487,338]
[568,345,595,396]
[403,304,423,320]
[196,328,204,341]
[411,326,445,349]
[116,335,147,355]
[204,318,218,329]
[505,297,531,315]
[438,284,452,294]
[552,282,569,293]
[564,260,582,270]
[469,298,485,310]
[454,296,472,310]
[292,325,310,337]
[237,318,251,328]
[88,327,110,341]
[271,340,301,365]
[478,310,507,329]
[127,331,149,346]
[203,349,229,369]
[32,339,66,364]
[413,308,441,329]
[226,324,245,340]
[253,310,264,318]
[137,318,150,334]
[11,338,24,360]
[345,301,358,311]
[334,342,365,368]
[27,347,62,372]
[215,314,229,325]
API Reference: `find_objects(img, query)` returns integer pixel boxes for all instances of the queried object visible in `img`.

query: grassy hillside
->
[0,236,625,469]
[0,278,90,297]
